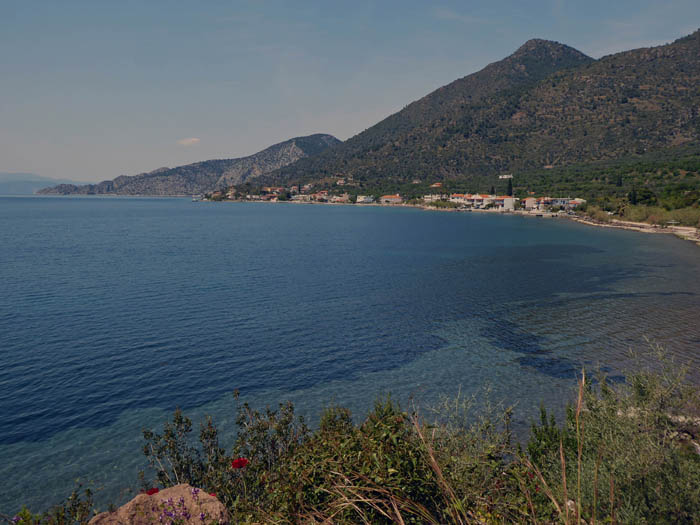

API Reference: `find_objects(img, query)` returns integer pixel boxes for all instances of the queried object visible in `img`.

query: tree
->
[507,179,513,196]
[490,185,495,195]
[629,187,638,205]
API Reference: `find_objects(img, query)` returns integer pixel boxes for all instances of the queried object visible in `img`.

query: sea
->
[1,196,699,514]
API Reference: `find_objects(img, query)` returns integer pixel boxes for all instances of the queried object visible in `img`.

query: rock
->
[89,484,228,525]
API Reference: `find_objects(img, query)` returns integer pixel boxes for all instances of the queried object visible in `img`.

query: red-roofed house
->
[380,194,403,204]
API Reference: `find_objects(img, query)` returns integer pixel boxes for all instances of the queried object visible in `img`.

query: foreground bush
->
[524,352,700,524]
[9,349,700,524]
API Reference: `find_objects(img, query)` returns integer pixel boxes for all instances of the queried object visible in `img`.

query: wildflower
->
[209,492,216,497]
[146,487,160,495]
[231,457,249,469]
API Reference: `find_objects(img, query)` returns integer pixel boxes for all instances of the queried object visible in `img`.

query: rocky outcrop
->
[89,484,228,525]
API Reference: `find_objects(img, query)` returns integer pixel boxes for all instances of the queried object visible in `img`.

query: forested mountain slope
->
[265,30,700,186]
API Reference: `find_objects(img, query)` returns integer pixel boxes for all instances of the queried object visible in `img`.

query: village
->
[205,179,587,213]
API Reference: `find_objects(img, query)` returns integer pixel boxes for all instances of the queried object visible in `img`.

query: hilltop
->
[263,30,700,189]
[0,173,82,195]
[38,134,340,196]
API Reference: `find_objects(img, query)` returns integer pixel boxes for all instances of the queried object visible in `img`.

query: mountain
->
[0,173,83,195]
[264,30,700,188]
[38,134,340,196]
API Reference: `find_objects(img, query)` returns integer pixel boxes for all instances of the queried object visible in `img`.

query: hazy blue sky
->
[2,1,699,182]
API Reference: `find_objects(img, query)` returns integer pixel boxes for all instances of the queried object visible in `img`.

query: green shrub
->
[285,399,445,523]
[6,486,94,525]
[523,347,700,524]
[584,205,612,223]
[427,200,459,209]
[17,347,699,524]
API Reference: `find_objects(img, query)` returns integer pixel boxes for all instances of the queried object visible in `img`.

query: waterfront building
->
[423,194,447,202]
[380,194,403,204]
[356,195,375,204]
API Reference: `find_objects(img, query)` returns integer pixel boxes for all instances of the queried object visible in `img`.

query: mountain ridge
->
[38,134,340,196]
[262,30,700,188]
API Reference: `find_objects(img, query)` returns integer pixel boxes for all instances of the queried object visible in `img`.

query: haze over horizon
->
[2,0,699,183]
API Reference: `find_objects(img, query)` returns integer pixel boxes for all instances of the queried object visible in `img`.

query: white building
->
[423,194,447,202]
[501,197,516,210]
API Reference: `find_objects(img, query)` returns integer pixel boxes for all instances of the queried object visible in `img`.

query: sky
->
[1,1,699,182]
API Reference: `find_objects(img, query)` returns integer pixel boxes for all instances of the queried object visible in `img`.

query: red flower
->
[231,457,249,469]
[145,487,159,496]
[209,492,216,497]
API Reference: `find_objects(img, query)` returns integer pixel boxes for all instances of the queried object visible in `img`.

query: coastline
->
[305,200,700,247]
[204,198,700,247]
[27,194,700,247]
[568,216,700,246]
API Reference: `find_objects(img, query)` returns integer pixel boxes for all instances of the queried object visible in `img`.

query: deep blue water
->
[1,196,699,513]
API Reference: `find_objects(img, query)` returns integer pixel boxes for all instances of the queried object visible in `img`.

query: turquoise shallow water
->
[1,197,699,513]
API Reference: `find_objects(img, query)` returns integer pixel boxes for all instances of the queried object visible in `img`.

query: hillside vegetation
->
[265,30,700,190]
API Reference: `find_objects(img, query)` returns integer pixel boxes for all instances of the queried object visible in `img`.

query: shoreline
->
[26,194,700,247]
[342,201,700,247]
[568,215,700,246]
[203,198,700,248]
